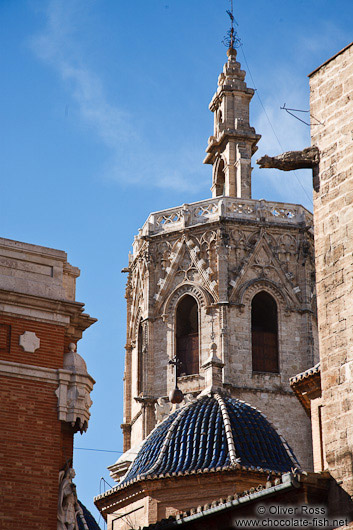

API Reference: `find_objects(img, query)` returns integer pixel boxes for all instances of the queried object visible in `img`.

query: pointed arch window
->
[251,291,279,373]
[137,320,144,394]
[215,159,225,196]
[176,295,199,376]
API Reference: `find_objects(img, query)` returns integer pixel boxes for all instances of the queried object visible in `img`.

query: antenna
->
[222,0,241,49]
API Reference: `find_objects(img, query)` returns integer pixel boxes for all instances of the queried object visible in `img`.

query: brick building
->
[0,237,99,529]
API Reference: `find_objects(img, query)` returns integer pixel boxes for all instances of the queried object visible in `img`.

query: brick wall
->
[0,237,95,529]
[310,42,353,494]
[0,314,65,369]
[0,376,73,530]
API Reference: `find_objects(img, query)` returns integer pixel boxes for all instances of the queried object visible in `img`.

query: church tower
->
[95,41,318,530]
[204,47,261,198]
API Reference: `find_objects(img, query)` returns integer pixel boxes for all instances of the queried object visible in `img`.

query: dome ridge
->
[140,397,196,479]
[118,393,299,489]
[214,393,238,466]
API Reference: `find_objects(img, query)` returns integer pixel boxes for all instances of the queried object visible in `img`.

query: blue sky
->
[1,0,352,524]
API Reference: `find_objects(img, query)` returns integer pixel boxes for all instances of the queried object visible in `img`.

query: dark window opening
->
[251,291,279,373]
[0,324,11,353]
[215,159,225,197]
[176,296,199,376]
[137,321,143,394]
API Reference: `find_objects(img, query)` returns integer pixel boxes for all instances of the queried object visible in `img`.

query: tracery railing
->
[139,197,312,239]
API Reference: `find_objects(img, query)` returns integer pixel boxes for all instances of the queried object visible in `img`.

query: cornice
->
[0,359,95,386]
[0,358,64,383]
[0,288,96,334]
[94,466,274,514]
[0,236,67,261]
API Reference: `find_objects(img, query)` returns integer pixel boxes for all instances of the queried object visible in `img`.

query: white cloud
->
[298,20,351,57]
[30,0,207,193]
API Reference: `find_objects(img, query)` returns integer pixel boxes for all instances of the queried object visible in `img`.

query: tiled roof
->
[142,474,297,529]
[77,500,101,530]
[290,363,320,385]
[119,394,298,487]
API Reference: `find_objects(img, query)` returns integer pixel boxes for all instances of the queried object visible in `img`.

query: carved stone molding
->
[162,282,213,319]
[58,467,86,530]
[55,343,95,433]
[0,351,95,434]
[155,393,196,424]
[201,342,224,391]
[19,331,40,353]
[235,278,292,311]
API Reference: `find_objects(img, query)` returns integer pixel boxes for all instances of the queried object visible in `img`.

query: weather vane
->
[222,0,241,49]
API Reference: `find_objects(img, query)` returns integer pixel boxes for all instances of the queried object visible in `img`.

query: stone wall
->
[310,42,353,494]
[122,197,317,469]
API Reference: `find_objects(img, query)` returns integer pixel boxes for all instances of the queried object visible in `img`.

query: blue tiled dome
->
[121,394,298,486]
[77,500,101,530]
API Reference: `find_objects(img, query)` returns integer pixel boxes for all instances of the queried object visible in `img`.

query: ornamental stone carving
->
[163,283,212,318]
[155,393,196,424]
[155,397,170,424]
[19,331,40,353]
[55,343,95,433]
[201,342,224,391]
[58,468,81,530]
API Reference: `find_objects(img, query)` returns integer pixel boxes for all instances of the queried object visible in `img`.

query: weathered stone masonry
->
[310,42,353,495]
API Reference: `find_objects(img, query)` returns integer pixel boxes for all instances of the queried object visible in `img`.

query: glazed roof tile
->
[77,500,101,530]
[290,363,320,385]
[119,394,298,488]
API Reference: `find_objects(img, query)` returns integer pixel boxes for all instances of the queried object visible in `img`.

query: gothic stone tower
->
[119,48,317,473]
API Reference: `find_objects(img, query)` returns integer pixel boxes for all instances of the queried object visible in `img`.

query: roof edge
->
[308,42,353,78]
[94,466,279,506]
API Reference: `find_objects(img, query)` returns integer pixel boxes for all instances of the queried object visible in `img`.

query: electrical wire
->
[74,447,123,453]
[239,44,313,205]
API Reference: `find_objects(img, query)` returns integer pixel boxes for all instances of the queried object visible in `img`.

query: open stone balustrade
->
[132,197,313,254]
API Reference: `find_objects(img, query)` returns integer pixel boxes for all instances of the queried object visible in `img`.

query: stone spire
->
[203,47,261,199]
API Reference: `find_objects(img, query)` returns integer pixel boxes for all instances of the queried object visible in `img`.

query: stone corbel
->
[55,343,95,433]
[134,395,157,408]
[257,146,320,192]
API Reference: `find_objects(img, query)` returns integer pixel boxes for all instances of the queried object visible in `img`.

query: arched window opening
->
[251,291,279,373]
[137,320,143,394]
[215,159,225,197]
[176,295,199,376]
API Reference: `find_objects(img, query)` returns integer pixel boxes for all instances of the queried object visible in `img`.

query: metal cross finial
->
[222,0,241,49]
[227,0,235,48]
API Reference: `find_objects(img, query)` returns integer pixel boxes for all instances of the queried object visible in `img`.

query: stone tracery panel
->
[235,278,293,312]
[162,283,213,320]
